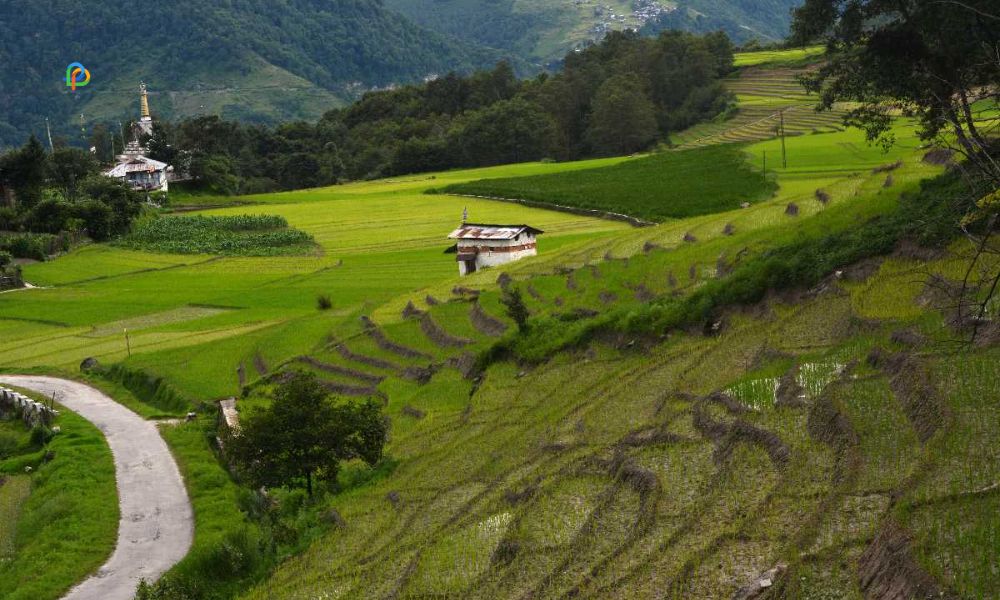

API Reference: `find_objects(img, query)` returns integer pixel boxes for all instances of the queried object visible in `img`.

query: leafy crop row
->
[118,215,313,256]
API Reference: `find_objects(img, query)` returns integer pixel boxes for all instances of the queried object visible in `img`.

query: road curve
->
[0,375,193,600]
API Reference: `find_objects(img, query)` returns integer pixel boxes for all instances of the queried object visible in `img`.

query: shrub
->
[25,197,73,233]
[194,528,264,580]
[500,287,530,332]
[0,432,19,458]
[0,207,19,230]
[0,233,51,260]
[316,294,332,311]
[29,425,54,447]
[72,199,115,241]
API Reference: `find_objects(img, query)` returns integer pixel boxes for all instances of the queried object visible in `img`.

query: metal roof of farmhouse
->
[447,223,544,240]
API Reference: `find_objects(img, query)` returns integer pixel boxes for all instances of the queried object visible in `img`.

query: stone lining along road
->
[0,375,193,600]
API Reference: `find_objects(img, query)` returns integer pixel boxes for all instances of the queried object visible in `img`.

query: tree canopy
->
[791,0,1000,162]
[226,372,388,496]
[0,137,143,247]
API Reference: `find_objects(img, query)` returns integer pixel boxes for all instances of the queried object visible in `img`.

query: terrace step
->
[332,341,404,372]
[291,355,385,386]
[418,312,474,349]
[360,316,433,360]
[468,300,508,337]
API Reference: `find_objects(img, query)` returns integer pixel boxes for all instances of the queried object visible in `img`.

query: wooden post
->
[124,328,132,358]
[780,110,787,169]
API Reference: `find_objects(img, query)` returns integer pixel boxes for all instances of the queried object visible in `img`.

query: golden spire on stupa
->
[140,82,151,121]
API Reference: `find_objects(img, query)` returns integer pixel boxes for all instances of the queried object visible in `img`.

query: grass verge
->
[0,390,117,600]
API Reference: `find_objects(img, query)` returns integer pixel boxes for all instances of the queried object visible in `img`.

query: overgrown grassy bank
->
[139,412,395,600]
[95,364,195,415]
[0,391,117,600]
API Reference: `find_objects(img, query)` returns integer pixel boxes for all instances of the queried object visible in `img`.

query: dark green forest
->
[0,0,509,148]
[145,31,735,194]
[0,136,145,260]
[382,0,541,54]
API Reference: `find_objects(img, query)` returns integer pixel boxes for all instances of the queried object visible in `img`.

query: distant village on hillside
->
[584,0,675,38]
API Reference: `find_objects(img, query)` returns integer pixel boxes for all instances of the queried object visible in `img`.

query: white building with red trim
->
[447,222,543,276]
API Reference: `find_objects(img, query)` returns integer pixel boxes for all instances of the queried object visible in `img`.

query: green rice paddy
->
[440,144,778,222]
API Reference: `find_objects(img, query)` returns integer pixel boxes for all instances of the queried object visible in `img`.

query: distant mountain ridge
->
[384,0,804,65]
[0,0,509,148]
[0,0,803,149]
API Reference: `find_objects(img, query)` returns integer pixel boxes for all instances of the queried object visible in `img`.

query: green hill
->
[384,0,803,64]
[0,0,509,148]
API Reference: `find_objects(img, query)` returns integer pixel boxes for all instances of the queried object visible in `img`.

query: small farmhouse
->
[447,222,543,276]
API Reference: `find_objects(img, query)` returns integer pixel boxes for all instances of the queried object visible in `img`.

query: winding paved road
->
[0,376,193,600]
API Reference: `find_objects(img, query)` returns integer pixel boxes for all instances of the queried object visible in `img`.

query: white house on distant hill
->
[447,221,543,276]
[103,82,171,194]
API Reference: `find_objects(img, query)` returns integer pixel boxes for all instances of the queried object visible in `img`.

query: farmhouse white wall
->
[448,224,542,276]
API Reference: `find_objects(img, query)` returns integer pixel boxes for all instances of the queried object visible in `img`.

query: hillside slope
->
[384,0,802,64]
[234,121,998,598]
[0,0,507,147]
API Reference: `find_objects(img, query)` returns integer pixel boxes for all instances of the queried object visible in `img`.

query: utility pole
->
[762,150,766,179]
[118,121,126,156]
[45,118,54,153]
[779,110,787,169]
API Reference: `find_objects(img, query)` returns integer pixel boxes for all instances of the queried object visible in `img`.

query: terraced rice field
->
[673,55,848,149]
[200,106,1000,597]
[733,46,826,68]
[243,243,1000,598]
[0,115,915,401]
